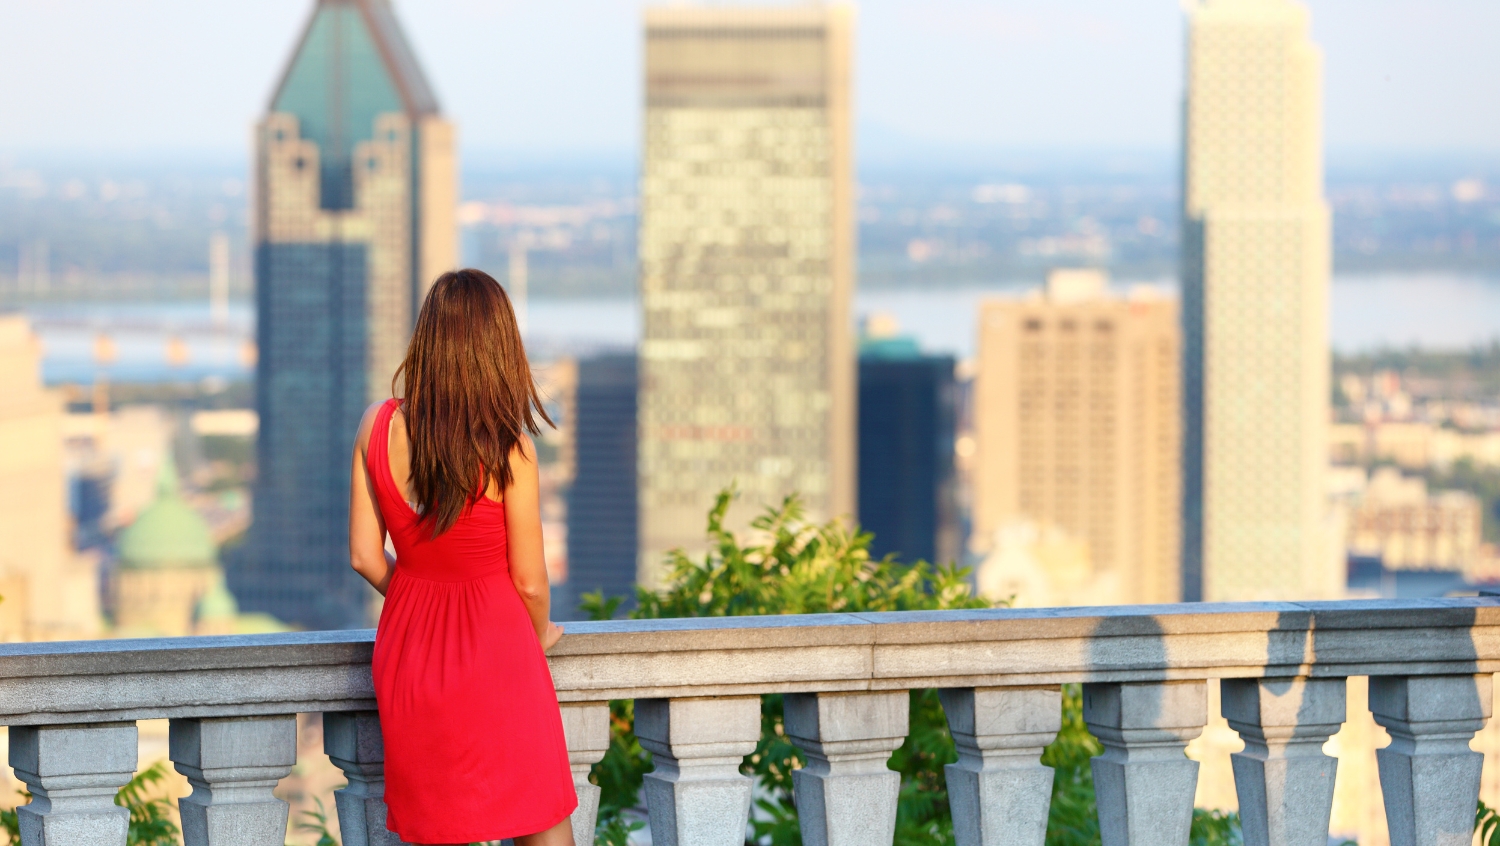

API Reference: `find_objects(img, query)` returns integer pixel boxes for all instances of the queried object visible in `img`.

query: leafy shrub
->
[115,761,180,846]
[295,796,339,846]
[1041,686,1102,845]
[1189,808,1241,846]
[580,489,992,845]
[1479,800,1500,846]
[0,761,182,846]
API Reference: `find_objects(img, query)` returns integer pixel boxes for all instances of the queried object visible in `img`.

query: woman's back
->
[367,400,509,583]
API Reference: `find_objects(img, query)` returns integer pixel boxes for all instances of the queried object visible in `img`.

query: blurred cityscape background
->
[1,0,1499,842]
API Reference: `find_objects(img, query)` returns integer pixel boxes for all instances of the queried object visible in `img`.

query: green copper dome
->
[117,458,217,570]
[195,575,240,620]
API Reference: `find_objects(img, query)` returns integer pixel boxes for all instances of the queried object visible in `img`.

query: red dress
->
[367,399,577,843]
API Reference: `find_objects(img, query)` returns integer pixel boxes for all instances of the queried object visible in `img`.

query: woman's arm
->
[349,402,396,595]
[504,437,563,650]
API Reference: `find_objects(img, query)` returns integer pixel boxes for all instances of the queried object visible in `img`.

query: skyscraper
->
[972,272,1181,606]
[1181,0,1333,602]
[858,335,958,567]
[637,5,855,584]
[243,0,457,629]
[0,316,100,641]
[563,354,639,620]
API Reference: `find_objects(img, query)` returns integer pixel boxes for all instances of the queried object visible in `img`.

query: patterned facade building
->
[637,5,855,584]
[1181,0,1334,601]
[972,272,1181,606]
[243,0,457,629]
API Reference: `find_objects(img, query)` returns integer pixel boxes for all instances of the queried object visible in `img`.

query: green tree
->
[116,762,179,846]
[1,761,180,846]
[294,796,340,846]
[582,489,992,845]
[1041,686,1102,846]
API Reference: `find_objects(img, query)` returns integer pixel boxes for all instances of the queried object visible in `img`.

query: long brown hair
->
[393,268,552,536]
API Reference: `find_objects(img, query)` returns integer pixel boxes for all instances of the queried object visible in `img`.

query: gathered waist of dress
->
[392,557,511,584]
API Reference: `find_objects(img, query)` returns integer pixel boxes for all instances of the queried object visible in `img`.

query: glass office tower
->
[857,346,958,567]
[241,0,457,629]
[637,5,856,585]
[561,354,639,620]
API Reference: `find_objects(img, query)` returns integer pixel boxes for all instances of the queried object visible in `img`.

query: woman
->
[348,269,576,845]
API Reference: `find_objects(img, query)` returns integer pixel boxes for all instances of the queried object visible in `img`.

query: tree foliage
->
[1479,800,1500,846]
[581,488,991,845]
[0,761,179,846]
[295,796,340,846]
[115,762,179,846]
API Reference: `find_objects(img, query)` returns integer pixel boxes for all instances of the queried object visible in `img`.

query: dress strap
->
[367,398,401,500]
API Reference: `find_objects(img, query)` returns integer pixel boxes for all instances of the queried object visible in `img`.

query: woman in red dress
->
[347,269,577,845]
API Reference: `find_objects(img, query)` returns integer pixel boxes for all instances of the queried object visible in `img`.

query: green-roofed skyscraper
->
[240,0,457,629]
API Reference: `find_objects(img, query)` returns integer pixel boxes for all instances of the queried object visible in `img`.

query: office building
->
[637,5,856,584]
[562,354,638,619]
[244,0,457,629]
[857,332,957,566]
[1181,0,1333,601]
[0,316,101,640]
[972,271,1181,606]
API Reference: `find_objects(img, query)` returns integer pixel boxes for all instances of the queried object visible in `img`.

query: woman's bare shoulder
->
[508,434,537,465]
[353,399,391,451]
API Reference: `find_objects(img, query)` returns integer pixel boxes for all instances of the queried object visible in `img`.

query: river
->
[13,272,1500,384]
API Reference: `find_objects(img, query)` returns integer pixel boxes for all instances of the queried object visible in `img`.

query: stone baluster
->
[560,703,611,846]
[1369,674,1492,846]
[169,715,298,846]
[782,691,909,846]
[634,696,761,846]
[10,722,138,846]
[939,686,1061,846]
[1082,680,1206,846]
[324,711,405,846]
[1220,677,1345,846]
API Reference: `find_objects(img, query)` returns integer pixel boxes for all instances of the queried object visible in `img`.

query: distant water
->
[525,273,1500,360]
[1328,273,1500,353]
[858,273,1500,359]
[17,302,254,385]
[13,272,1500,383]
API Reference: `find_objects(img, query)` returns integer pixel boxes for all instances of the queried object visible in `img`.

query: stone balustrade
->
[0,598,1497,846]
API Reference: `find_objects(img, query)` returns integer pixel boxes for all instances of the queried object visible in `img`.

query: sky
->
[1,0,1497,162]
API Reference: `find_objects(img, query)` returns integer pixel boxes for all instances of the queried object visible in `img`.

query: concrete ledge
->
[0,599,1492,723]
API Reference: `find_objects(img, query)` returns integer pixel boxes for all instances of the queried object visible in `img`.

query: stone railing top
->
[0,598,1495,724]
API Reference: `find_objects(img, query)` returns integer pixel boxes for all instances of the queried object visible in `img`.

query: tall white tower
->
[1181,0,1334,602]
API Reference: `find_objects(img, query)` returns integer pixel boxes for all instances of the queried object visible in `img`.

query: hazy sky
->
[2,0,1497,160]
